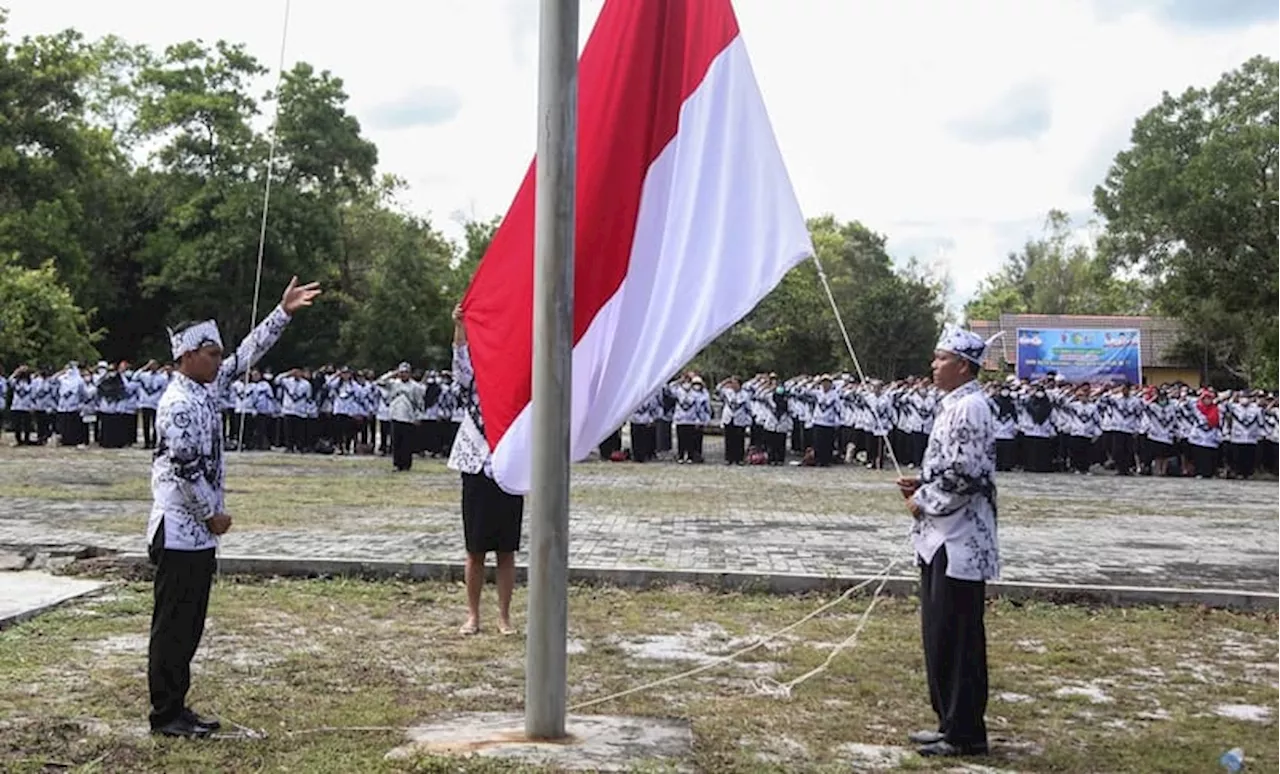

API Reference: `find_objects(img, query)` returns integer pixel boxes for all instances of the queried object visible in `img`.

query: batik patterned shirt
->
[147,305,291,551]
[446,344,495,480]
[911,378,1000,581]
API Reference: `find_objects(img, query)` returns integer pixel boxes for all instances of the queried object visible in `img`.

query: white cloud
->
[6,0,1277,312]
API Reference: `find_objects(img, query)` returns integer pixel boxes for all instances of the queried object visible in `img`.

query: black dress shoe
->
[182,707,222,732]
[917,739,989,757]
[907,729,944,744]
[151,716,212,739]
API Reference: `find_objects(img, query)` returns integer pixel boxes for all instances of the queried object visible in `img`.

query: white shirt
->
[911,379,1000,582]
[147,306,291,551]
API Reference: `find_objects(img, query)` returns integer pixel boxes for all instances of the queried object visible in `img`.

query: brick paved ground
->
[0,442,1274,591]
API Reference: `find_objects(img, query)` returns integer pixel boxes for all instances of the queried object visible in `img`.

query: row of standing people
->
[0,361,471,463]
[595,371,1278,479]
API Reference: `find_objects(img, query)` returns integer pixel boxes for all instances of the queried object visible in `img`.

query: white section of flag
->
[492,36,813,495]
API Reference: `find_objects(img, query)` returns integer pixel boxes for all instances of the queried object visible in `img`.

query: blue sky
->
[7,0,1277,309]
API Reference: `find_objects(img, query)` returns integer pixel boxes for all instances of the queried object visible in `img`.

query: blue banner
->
[1015,328,1142,384]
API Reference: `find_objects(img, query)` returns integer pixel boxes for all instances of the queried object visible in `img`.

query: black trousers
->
[141,407,157,448]
[919,546,988,748]
[13,409,34,444]
[676,424,703,462]
[391,421,415,471]
[724,424,746,464]
[1068,435,1093,473]
[57,412,85,446]
[598,428,623,458]
[813,425,835,466]
[629,422,655,461]
[655,419,672,452]
[147,524,217,729]
[1109,431,1134,475]
[994,438,1015,471]
[283,415,305,451]
[765,429,787,463]
[910,431,929,467]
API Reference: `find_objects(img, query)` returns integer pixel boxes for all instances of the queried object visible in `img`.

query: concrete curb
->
[115,552,1279,612]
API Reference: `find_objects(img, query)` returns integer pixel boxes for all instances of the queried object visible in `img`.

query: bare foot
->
[459,619,479,636]
[497,620,517,636]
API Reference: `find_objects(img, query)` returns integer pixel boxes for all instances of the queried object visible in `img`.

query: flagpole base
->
[385,712,692,771]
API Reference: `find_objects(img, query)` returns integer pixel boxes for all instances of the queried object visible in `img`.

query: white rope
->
[753,559,898,699]
[235,0,292,455]
[809,253,905,479]
[197,560,905,740]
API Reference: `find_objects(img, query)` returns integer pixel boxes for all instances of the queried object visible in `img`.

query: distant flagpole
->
[525,0,578,740]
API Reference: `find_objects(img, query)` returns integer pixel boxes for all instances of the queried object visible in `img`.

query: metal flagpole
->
[525,0,578,740]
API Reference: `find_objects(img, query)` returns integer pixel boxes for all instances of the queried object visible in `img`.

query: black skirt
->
[461,472,525,554]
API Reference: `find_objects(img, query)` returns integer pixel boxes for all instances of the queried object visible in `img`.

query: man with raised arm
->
[147,277,321,738]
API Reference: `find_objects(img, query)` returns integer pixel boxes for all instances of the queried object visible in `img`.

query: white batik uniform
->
[148,306,291,551]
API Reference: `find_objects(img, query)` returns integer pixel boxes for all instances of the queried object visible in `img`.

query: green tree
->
[0,254,100,366]
[965,210,1147,321]
[1094,55,1279,386]
[337,186,456,369]
[691,216,945,380]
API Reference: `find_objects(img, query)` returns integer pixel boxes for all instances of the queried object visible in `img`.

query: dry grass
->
[0,569,1275,773]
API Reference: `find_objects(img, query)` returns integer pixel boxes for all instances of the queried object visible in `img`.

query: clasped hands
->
[896,477,923,518]
[206,513,233,535]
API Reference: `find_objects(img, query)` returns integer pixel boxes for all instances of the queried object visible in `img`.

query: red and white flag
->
[461,0,813,494]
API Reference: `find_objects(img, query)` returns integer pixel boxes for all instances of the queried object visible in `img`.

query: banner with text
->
[1015,328,1142,384]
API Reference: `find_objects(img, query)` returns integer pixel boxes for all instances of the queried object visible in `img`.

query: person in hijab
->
[1188,388,1222,477]
[448,304,525,636]
[988,384,1018,471]
[1021,384,1055,473]
[897,325,1001,758]
[147,277,320,738]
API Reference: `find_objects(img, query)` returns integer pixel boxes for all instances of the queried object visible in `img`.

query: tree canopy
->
[0,13,1271,387]
[964,210,1148,321]
[1094,55,1278,387]
[0,15,947,380]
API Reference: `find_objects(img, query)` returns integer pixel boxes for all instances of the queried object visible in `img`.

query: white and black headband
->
[168,320,223,360]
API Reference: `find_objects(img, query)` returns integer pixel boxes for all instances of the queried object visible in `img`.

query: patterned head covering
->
[935,324,1003,365]
[168,321,223,360]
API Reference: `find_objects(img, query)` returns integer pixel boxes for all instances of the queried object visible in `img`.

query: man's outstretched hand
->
[282,277,322,315]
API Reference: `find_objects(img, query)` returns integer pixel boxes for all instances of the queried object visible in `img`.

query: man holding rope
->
[897,325,1000,758]
[146,277,321,738]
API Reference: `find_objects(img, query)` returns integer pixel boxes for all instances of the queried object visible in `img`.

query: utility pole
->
[525,0,578,741]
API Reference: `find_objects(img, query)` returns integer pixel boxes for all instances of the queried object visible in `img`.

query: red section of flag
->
[460,0,741,451]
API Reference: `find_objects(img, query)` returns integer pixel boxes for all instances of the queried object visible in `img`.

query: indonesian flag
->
[461,0,813,494]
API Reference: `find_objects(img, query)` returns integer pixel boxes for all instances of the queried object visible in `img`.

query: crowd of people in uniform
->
[602,371,1279,480]
[2,360,1276,480]
[0,360,467,469]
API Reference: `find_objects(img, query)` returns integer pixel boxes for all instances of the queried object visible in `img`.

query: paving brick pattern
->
[0,445,1275,592]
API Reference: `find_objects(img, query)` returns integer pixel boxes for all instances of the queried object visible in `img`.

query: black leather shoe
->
[182,708,222,732]
[908,729,944,744]
[151,716,212,739]
[917,739,989,757]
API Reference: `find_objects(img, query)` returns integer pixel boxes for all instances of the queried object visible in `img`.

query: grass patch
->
[0,572,1274,773]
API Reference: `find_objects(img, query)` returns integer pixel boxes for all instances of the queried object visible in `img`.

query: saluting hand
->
[281,277,323,315]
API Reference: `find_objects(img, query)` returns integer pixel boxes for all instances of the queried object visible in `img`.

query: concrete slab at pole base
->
[385,712,693,772]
